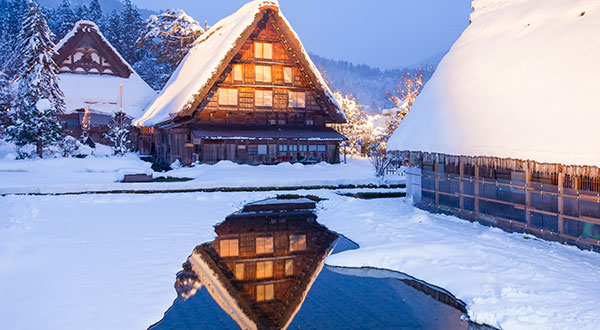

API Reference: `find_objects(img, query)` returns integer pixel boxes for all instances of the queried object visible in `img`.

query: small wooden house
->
[54,20,156,145]
[184,198,338,330]
[133,0,347,165]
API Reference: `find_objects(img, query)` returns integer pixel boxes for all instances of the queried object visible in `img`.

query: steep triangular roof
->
[53,21,157,117]
[388,0,600,167]
[134,0,345,127]
[55,20,133,78]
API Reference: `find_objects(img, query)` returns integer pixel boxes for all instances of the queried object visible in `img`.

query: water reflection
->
[172,198,337,330]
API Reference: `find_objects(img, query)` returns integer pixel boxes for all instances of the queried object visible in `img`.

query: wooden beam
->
[474,165,480,215]
[558,168,565,234]
[525,163,531,225]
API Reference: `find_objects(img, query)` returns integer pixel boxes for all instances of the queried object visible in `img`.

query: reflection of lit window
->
[256,261,273,279]
[219,239,239,257]
[235,263,245,280]
[284,67,293,84]
[256,236,274,254]
[256,283,274,302]
[255,65,272,83]
[289,91,305,108]
[218,88,238,106]
[289,234,306,252]
[285,259,294,276]
[255,90,273,107]
[233,64,243,81]
[255,42,273,59]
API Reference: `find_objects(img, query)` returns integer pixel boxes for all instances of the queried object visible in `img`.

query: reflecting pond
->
[149,197,469,330]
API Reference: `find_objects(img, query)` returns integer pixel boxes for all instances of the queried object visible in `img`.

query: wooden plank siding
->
[399,151,600,252]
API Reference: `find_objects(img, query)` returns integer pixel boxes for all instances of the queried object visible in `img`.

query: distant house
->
[54,20,156,145]
[388,0,600,251]
[133,0,347,165]
[183,198,338,330]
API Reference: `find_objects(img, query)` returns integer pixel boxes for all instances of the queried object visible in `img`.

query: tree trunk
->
[37,139,43,158]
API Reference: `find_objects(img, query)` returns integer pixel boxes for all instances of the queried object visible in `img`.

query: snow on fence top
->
[133,0,344,127]
[54,20,157,118]
[388,0,600,167]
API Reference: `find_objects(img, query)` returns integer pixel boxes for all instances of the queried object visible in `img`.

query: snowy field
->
[0,141,386,195]
[1,191,599,330]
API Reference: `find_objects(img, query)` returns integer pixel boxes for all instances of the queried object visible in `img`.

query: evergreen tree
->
[74,4,88,21]
[137,8,204,89]
[2,0,29,77]
[104,110,130,156]
[50,0,76,40]
[119,0,142,65]
[102,9,121,50]
[7,1,64,158]
[88,0,102,24]
[0,70,12,136]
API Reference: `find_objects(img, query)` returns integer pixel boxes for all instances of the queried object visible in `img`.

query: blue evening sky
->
[132,0,473,69]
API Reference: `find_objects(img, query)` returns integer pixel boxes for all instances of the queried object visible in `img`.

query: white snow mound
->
[388,0,600,167]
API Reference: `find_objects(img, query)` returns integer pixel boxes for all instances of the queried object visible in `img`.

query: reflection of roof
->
[134,0,345,127]
[191,125,346,141]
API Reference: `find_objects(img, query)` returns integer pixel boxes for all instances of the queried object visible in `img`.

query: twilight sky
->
[132,0,473,69]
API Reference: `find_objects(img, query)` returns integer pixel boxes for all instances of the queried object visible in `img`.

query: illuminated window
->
[305,119,314,126]
[255,65,272,83]
[279,144,288,152]
[289,91,305,108]
[256,260,273,279]
[285,259,294,276]
[309,145,317,152]
[219,239,239,257]
[256,236,274,254]
[256,283,274,302]
[289,234,306,252]
[289,145,298,152]
[218,88,238,106]
[255,42,273,59]
[233,64,243,81]
[284,67,293,84]
[235,263,245,280]
[257,145,267,155]
[317,145,326,152]
[278,119,286,125]
[255,90,273,107]
[299,145,307,152]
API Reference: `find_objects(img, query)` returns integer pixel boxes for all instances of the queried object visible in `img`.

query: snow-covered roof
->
[388,0,600,167]
[54,20,157,117]
[134,0,345,127]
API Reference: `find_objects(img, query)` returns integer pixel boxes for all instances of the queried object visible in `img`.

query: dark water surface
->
[149,198,468,330]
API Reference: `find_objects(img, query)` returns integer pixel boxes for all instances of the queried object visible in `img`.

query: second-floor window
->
[289,91,306,108]
[255,42,273,59]
[256,236,274,254]
[255,90,273,107]
[289,234,306,252]
[255,65,272,83]
[233,64,243,81]
[218,88,238,106]
[256,260,273,279]
[256,283,274,302]
[219,239,239,257]
[284,67,293,84]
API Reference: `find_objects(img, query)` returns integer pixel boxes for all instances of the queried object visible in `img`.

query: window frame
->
[255,89,273,107]
[255,65,272,83]
[255,236,274,254]
[256,260,274,279]
[218,88,238,106]
[233,64,243,81]
[254,42,273,59]
[289,91,306,108]
[219,239,239,257]
[289,234,307,252]
[284,67,293,84]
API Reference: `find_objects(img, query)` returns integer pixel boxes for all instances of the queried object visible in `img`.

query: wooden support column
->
[435,161,440,208]
[525,163,531,225]
[474,165,480,215]
[459,162,465,211]
[558,169,565,234]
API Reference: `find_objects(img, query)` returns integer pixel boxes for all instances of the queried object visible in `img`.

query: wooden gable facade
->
[138,6,347,166]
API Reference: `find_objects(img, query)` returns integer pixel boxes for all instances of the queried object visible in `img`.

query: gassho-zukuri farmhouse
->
[133,0,347,165]
[54,20,156,145]
[388,0,600,251]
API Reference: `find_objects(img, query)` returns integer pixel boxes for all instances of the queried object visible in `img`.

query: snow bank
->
[1,192,598,330]
[319,198,600,330]
[0,146,383,194]
[388,0,600,167]
[134,0,343,127]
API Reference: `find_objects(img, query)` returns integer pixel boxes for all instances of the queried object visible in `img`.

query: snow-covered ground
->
[1,191,599,330]
[0,141,385,195]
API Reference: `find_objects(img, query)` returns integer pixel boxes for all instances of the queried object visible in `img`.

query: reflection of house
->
[53,20,156,144]
[134,0,346,165]
[184,198,338,330]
